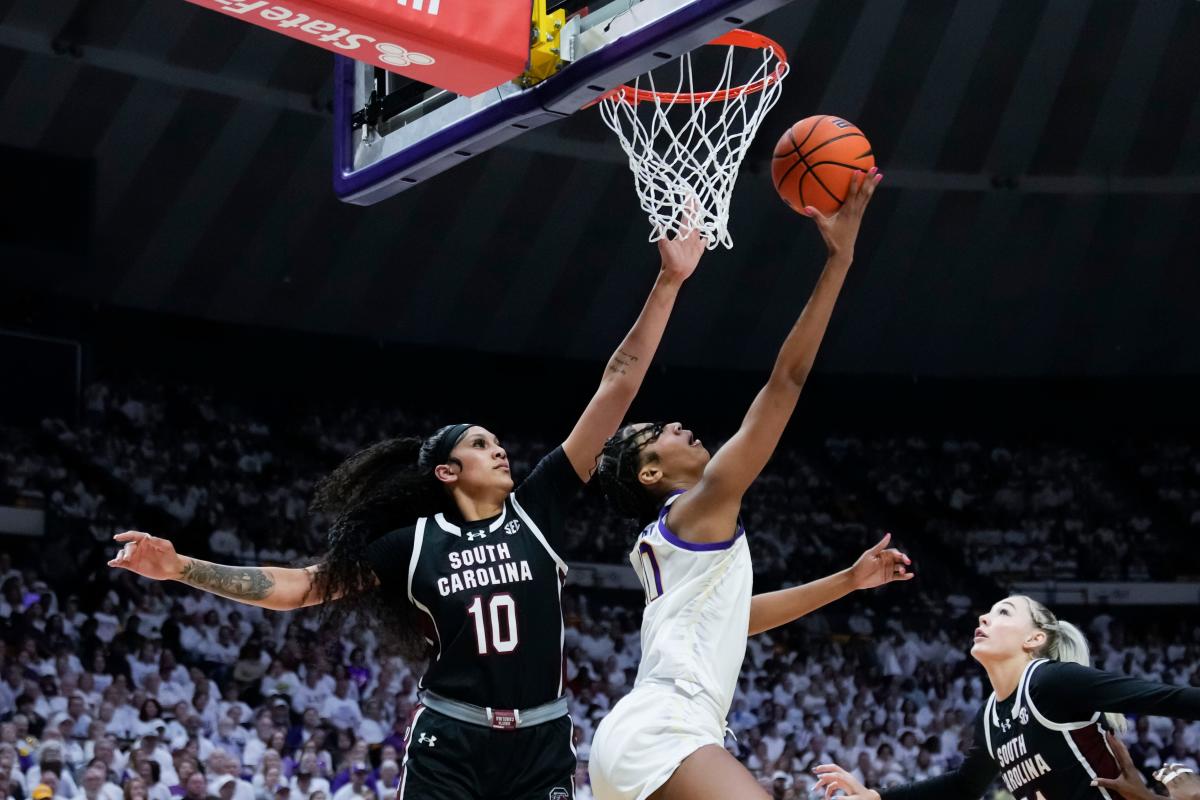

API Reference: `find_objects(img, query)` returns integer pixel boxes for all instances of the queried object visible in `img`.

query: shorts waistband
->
[420,690,569,731]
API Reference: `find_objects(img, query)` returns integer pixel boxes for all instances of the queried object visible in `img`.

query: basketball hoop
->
[595,29,789,249]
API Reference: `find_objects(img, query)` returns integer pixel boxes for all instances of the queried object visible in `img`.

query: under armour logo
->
[1000,719,1012,733]
[417,733,437,747]
[504,520,520,535]
[374,42,436,68]
[466,530,486,541]
[548,790,569,800]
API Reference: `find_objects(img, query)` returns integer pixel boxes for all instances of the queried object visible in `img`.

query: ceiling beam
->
[0,22,325,115]
[2,21,1196,195]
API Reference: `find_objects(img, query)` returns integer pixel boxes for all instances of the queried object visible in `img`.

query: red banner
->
[191,0,532,96]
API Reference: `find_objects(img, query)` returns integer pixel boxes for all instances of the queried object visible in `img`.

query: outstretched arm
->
[672,169,882,542]
[814,707,997,800]
[108,531,330,611]
[748,533,912,635]
[561,228,706,482]
[1031,662,1200,722]
[814,759,996,800]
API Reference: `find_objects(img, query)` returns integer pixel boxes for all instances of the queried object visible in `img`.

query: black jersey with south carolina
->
[881,658,1200,800]
[364,447,582,710]
[980,659,1119,800]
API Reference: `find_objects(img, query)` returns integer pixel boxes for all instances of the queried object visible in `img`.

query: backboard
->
[333,0,799,205]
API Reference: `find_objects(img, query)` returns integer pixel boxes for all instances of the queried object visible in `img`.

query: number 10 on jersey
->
[467,594,519,654]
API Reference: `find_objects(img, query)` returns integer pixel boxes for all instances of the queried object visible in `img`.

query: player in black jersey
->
[107,229,710,800]
[813,595,1200,800]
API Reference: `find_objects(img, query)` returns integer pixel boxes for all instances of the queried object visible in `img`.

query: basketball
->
[772,115,875,216]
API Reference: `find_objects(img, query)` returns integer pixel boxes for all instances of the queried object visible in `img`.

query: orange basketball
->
[772,115,875,217]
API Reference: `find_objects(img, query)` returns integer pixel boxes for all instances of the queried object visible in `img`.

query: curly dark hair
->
[307,427,467,662]
[594,422,665,521]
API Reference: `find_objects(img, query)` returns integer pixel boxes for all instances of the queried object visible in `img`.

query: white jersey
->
[629,492,752,719]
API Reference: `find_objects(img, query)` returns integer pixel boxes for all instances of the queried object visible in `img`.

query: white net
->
[598,34,789,249]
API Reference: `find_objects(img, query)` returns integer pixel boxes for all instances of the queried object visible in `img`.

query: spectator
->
[329,765,372,800]
[181,774,211,800]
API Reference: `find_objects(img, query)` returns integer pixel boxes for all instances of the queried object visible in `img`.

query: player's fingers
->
[1090,778,1125,791]
[848,169,865,202]
[863,171,883,202]
[815,773,854,800]
[813,776,844,795]
[854,167,877,201]
[1156,764,1196,785]
[1105,732,1137,773]
[851,172,879,215]
[115,542,136,564]
[858,167,875,196]
[885,549,913,565]
[804,205,829,222]
[677,198,700,235]
[814,769,851,783]
[114,530,149,542]
[113,539,137,560]
[849,171,875,215]
[868,533,891,554]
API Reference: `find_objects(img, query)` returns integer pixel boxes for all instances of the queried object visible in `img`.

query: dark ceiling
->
[1,0,1198,376]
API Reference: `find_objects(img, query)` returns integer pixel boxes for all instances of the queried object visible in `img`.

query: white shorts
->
[588,682,727,800]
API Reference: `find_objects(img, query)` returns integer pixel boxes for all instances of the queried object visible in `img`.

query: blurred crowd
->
[0,380,1196,799]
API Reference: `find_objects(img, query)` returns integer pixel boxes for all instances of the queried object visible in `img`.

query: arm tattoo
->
[607,349,640,375]
[180,560,275,601]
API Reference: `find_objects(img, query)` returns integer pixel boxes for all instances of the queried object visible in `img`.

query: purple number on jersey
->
[637,542,664,603]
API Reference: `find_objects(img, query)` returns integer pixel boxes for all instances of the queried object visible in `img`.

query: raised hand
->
[813,764,879,800]
[108,531,184,581]
[807,166,882,261]
[848,533,914,591]
[656,200,710,283]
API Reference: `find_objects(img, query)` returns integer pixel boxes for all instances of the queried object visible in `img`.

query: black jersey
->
[981,659,1120,800]
[365,447,582,711]
[882,659,1200,800]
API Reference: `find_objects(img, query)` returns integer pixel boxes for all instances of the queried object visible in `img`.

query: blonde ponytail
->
[1022,597,1128,733]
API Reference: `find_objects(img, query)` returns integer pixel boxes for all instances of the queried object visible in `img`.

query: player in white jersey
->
[590,168,904,800]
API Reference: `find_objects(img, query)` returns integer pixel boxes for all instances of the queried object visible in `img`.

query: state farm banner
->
[194,0,532,96]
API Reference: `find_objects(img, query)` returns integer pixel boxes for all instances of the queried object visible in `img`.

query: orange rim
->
[592,29,788,107]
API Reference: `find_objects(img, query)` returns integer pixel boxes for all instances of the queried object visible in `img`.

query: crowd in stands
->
[0,551,1195,800]
[824,435,1192,583]
[0,379,1197,799]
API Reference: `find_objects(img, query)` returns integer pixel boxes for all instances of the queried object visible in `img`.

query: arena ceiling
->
[1,0,1198,376]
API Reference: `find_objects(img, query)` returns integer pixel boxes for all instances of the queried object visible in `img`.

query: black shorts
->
[398,706,577,800]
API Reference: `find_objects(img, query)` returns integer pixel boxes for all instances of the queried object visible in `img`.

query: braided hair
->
[595,422,666,521]
[307,425,471,662]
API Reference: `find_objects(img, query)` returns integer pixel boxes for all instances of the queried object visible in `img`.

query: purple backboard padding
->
[333,0,795,205]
